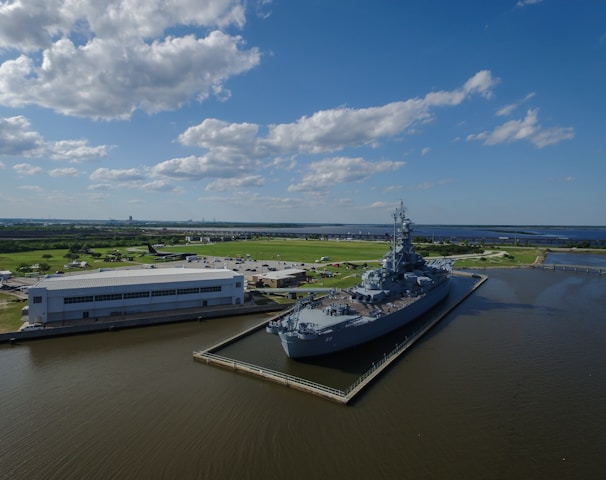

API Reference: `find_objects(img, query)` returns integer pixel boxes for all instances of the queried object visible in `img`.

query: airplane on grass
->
[147,244,196,261]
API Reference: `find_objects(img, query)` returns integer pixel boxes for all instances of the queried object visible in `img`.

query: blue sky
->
[0,0,604,225]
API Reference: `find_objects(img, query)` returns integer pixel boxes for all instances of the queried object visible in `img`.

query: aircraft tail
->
[147,243,158,254]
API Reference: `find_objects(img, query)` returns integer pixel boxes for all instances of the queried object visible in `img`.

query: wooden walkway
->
[194,271,488,405]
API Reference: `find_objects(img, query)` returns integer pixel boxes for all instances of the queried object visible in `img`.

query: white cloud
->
[49,167,79,177]
[45,192,76,203]
[152,153,259,180]
[496,92,535,116]
[467,109,574,148]
[256,0,273,19]
[0,115,110,161]
[88,183,116,191]
[516,0,544,8]
[421,147,431,156]
[0,0,246,50]
[0,1,260,119]
[13,162,44,175]
[206,175,265,191]
[139,180,179,192]
[177,70,497,158]
[368,201,395,209]
[269,157,297,170]
[88,168,180,193]
[48,140,111,163]
[0,116,44,156]
[0,1,76,52]
[262,70,497,155]
[530,126,575,148]
[288,157,405,193]
[496,104,516,117]
[153,71,497,187]
[178,119,260,152]
[18,184,44,192]
[90,167,146,182]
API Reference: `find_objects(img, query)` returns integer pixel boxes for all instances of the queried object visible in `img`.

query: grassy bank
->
[0,293,26,333]
[453,247,545,268]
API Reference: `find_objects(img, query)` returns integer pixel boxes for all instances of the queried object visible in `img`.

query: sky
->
[0,0,604,226]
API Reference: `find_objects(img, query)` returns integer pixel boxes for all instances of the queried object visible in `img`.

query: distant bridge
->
[187,229,606,247]
[533,264,606,274]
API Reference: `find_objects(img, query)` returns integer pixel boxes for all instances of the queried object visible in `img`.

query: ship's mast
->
[392,201,406,270]
[392,203,398,270]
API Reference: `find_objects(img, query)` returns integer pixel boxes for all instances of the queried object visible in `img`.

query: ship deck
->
[295,291,420,329]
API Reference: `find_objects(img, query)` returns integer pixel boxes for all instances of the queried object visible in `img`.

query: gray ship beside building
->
[267,202,452,358]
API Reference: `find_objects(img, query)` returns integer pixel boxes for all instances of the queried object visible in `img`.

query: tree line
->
[0,235,185,254]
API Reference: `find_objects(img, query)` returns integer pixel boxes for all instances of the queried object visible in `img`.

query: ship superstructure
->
[267,203,452,358]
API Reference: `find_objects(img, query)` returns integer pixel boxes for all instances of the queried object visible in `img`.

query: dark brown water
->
[1,268,605,479]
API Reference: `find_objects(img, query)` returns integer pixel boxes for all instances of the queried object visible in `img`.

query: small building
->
[252,268,307,288]
[0,270,11,281]
[26,268,244,325]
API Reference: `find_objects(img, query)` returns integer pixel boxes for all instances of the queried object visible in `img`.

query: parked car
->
[19,323,44,332]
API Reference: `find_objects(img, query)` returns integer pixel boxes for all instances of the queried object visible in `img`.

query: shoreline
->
[3,248,605,336]
[0,301,285,345]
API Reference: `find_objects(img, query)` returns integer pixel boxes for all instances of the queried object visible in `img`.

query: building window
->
[95,293,123,302]
[151,289,176,297]
[64,296,94,304]
[177,287,199,295]
[33,296,42,303]
[200,286,221,293]
[124,291,150,299]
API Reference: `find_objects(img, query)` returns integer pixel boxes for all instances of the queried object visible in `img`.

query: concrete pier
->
[194,271,488,405]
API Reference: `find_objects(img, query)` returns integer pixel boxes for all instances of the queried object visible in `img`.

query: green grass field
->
[0,293,27,333]
[0,240,552,332]
[0,240,392,274]
[452,247,544,268]
[193,238,391,263]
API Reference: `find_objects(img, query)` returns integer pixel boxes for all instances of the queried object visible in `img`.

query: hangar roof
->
[33,268,242,291]
[254,268,306,280]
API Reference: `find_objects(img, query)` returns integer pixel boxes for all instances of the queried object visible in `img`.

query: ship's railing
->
[198,351,347,399]
[342,317,435,397]
[195,309,443,402]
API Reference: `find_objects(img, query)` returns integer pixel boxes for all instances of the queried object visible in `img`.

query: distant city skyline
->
[0,1,604,225]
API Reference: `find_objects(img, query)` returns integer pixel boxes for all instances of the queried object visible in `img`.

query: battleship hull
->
[278,279,450,359]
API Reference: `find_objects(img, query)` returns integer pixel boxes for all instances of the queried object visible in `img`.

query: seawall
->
[0,303,285,345]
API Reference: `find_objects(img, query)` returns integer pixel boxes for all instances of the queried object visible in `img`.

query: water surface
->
[1,267,605,479]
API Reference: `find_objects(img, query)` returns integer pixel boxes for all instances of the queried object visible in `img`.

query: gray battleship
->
[267,202,452,358]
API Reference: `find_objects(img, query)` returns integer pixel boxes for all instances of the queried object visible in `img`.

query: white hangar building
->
[26,268,245,325]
